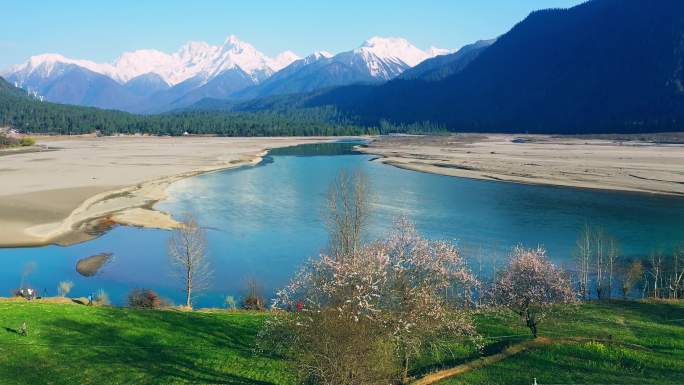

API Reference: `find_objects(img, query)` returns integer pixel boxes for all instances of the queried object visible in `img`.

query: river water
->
[1,142,682,306]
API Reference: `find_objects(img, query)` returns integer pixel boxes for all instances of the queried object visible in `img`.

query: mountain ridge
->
[306,0,684,134]
[3,35,447,113]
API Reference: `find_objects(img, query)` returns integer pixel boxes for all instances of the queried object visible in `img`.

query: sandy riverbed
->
[360,134,684,196]
[0,136,341,247]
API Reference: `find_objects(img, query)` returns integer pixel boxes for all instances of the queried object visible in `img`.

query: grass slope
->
[0,303,292,385]
[0,300,682,385]
[440,300,684,385]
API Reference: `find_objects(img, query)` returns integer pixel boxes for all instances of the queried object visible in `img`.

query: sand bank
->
[360,134,684,196]
[0,136,341,247]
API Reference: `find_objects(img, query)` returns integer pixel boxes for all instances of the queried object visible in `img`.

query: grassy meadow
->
[0,300,682,385]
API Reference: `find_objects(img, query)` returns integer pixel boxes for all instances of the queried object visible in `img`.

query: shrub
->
[127,288,167,309]
[0,132,11,147]
[241,279,266,311]
[13,288,37,299]
[241,294,265,310]
[95,289,111,306]
[57,281,74,297]
[18,137,35,146]
[225,295,237,310]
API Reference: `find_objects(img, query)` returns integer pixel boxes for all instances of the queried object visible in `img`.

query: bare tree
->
[648,253,664,298]
[666,248,684,299]
[619,260,643,299]
[19,261,37,289]
[324,169,370,262]
[594,227,606,299]
[490,246,577,338]
[606,237,619,299]
[168,214,212,308]
[241,277,265,310]
[575,224,592,300]
[57,281,74,297]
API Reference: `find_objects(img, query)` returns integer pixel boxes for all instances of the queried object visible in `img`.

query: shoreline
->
[0,137,345,248]
[365,155,684,197]
[4,150,268,248]
[358,134,684,197]
[3,133,682,248]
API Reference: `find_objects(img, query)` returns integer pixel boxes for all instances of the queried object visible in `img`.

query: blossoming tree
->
[265,219,478,384]
[490,246,577,338]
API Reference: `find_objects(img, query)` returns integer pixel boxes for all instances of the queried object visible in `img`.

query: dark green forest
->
[308,0,684,134]
[1,77,451,136]
[0,77,377,136]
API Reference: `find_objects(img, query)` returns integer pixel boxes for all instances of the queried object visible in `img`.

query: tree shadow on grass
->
[4,310,285,385]
[610,300,684,324]
[3,327,20,334]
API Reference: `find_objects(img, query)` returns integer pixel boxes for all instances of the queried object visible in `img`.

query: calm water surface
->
[1,142,683,306]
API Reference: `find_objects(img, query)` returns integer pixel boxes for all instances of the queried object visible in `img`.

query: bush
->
[0,133,34,148]
[0,132,11,147]
[94,289,111,306]
[13,288,37,299]
[241,294,265,310]
[57,281,74,297]
[18,137,35,146]
[225,295,237,310]
[127,288,167,309]
[241,279,265,311]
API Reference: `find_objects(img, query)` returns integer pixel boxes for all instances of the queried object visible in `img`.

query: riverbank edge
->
[357,146,684,197]
[3,151,267,248]
[4,138,351,249]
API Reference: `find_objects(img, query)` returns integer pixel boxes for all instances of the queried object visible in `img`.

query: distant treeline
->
[0,93,369,137]
[0,77,451,137]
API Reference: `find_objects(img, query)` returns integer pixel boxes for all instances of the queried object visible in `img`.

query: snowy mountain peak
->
[223,34,242,46]
[3,34,450,113]
[311,51,333,60]
[356,36,445,67]
[177,41,215,59]
[28,53,68,66]
[271,51,301,71]
[427,46,452,57]
[5,35,301,86]
[5,53,112,80]
[362,36,412,48]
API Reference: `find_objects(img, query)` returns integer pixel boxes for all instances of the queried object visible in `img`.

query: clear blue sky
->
[1,0,585,69]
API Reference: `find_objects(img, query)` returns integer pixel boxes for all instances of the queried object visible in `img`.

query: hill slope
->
[310,0,684,133]
[399,39,495,81]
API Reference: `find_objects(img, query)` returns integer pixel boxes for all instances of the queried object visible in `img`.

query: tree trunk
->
[186,268,192,308]
[526,317,538,338]
[402,354,410,384]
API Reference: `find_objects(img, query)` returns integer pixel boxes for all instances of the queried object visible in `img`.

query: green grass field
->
[0,300,682,385]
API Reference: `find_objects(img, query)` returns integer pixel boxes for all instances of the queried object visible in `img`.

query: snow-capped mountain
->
[234,37,450,100]
[1,35,447,112]
[4,35,298,88]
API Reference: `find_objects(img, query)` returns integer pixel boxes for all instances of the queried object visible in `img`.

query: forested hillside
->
[308,0,684,134]
[0,77,373,136]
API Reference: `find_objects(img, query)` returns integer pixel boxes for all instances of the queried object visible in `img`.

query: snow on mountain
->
[271,50,302,71]
[427,46,452,57]
[1,35,447,112]
[339,36,449,79]
[4,53,115,82]
[233,37,449,100]
[357,36,430,67]
[5,35,301,87]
